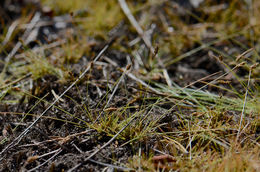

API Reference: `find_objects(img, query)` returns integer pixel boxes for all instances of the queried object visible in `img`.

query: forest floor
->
[0,0,259,171]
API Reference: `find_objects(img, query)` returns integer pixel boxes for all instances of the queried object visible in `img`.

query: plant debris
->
[0,0,259,171]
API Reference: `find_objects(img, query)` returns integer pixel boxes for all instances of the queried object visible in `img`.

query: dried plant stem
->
[27,148,62,172]
[236,68,251,141]
[118,0,172,87]
[94,64,131,122]
[4,13,40,65]
[68,118,134,172]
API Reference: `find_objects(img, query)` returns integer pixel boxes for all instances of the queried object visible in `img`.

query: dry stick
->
[67,118,134,172]
[118,0,173,87]
[104,64,131,111]
[184,71,222,89]
[118,0,151,48]
[15,39,67,59]
[3,12,41,65]
[127,73,161,94]
[88,159,132,171]
[27,148,61,162]
[94,64,131,122]
[188,120,192,160]
[27,148,62,172]
[18,130,92,148]
[0,73,31,89]
[72,136,132,171]
[103,56,161,95]
[0,44,109,158]
[235,48,253,62]
[2,20,20,46]
[236,66,252,141]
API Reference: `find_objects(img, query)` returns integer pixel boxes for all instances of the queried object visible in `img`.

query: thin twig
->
[2,19,20,46]
[94,64,131,122]
[27,148,62,172]
[236,67,252,141]
[88,159,133,171]
[0,73,31,89]
[4,12,41,64]
[118,0,152,49]
[103,56,161,94]
[68,118,134,172]
[14,39,66,59]
[72,143,133,171]
[118,0,172,87]
[188,120,192,160]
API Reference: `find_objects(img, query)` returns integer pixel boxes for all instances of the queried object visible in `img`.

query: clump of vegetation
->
[0,0,259,171]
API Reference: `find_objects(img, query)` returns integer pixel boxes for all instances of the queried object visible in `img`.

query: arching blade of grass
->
[155,82,258,114]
